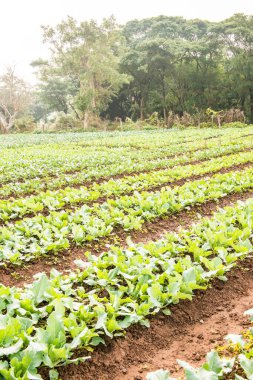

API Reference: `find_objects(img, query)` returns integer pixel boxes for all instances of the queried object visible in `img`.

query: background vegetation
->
[1,13,253,132]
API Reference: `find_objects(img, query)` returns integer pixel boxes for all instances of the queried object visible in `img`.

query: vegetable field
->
[1,127,253,380]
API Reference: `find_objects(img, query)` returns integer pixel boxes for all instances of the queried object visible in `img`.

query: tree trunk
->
[0,112,16,133]
[83,112,89,130]
[69,103,81,120]
[217,114,221,128]
[0,120,11,134]
[90,74,96,110]
[161,76,167,121]
[1,126,8,134]
[140,97,144,120]
[250,88,253,123]
[163,107,167,121]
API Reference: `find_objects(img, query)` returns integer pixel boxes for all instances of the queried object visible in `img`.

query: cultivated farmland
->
[1,127,253,380]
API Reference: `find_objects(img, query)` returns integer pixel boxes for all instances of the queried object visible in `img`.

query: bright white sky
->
[1,0,253,84]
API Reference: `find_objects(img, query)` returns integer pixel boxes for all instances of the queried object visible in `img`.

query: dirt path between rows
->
[57,256,253,380]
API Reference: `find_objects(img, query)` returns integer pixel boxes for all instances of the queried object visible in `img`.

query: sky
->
[1,0,253,84]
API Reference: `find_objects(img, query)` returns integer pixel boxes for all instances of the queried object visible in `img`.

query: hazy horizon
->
[1,0,253,84]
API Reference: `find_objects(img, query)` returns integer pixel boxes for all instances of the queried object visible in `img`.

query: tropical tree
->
[217,14,253,121]
[36,16,129,128]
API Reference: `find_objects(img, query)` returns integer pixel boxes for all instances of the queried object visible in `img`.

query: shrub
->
[199,122,217,128]
[14,116,36,132]
[54,114,82,131]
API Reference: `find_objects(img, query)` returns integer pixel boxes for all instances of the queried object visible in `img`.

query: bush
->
[14,116,36,132]
[145,112,162,127]
[199,122,217,128]
[54,114,82,130]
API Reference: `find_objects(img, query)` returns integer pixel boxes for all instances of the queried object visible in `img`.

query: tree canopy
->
[5,13,253,130]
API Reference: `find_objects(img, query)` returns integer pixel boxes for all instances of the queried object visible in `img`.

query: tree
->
[0,67,31,133]
[32,14,253,125]
[118,16,223,121]
[216,14,253,122]
[31,59,79,117]
[37,16,129,128]
[121,16,183,120]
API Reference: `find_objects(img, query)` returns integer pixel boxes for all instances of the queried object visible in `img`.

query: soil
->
[56,256,253,380]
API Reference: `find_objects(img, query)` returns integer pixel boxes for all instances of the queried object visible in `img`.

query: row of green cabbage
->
[0,126,229,149]
[71,126,253,148]
[0,128,250,184]
[9,126,231,150]
[1,134,253,199]
[1,148,253,223]
[1,165,253,264]
[1,198,253,379]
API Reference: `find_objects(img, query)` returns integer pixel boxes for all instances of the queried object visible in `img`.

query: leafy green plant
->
[0,198,253,377]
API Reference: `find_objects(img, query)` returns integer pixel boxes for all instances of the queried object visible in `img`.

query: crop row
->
[2,166,253,264]
[73,127,253,148]
[1,148,253,223]
[0,126,233,149]
[1,198,253,379]
[0,129,251,184]
[147,308,253,380]
[2,136,253,199]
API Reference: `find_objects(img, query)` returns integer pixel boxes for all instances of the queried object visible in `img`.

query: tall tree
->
[0,67,31,133]
[32,14,253,125]
[37,16,129,128]
[118,16,223,121]
[217,14,253,121]
[121,16,186,119]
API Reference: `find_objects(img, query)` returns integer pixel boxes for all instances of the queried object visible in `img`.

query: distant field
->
[1,127,253,380]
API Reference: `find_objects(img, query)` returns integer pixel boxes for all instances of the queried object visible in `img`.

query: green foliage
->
[1,128,253,377]
[14,116,36,132]
[54,114,82,131]
[10,12,250,130]
[199,122,219,128]
[109,14,253,123]
[1,197,253,377]
[2,14,252,130]
[34,16,130,126]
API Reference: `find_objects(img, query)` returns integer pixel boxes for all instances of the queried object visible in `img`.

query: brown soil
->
[56,256,253,380]
[3,188,253,288]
